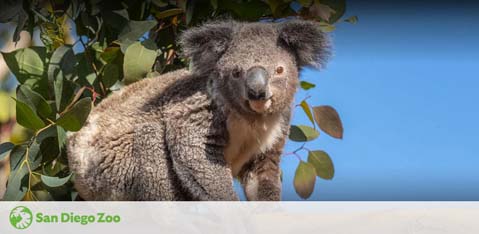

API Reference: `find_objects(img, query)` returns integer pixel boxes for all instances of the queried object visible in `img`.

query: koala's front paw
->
[244,175,281,201]
[256,180,281,201]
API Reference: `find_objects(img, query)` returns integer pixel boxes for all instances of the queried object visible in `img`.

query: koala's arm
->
[239,138,285,201]
[239,109,292,201]
[165,118,238,201]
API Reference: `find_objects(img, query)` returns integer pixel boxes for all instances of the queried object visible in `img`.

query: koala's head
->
[179,20,330,117]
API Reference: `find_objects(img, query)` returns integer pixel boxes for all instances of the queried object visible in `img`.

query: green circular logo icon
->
[9,206,33,230]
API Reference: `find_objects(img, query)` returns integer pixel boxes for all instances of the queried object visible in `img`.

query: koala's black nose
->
[245,66,271,101]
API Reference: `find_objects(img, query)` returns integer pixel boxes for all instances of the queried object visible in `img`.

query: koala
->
[66,19,330,201]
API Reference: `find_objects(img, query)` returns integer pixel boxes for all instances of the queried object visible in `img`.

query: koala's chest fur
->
[224,113,283,176]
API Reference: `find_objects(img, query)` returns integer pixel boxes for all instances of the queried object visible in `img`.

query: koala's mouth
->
[247,99,272,113]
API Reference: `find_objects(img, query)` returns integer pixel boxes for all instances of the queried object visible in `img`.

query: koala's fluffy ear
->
[179,21,234,73]
[278,20,331,69]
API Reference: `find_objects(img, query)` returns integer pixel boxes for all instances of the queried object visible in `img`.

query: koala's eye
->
[275,66,284,75]
[231,68,242,78]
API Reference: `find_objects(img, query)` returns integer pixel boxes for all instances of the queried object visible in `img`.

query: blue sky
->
[270,1,479,200]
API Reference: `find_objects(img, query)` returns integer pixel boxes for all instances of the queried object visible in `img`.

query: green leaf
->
[300,100,315,126]
[155,8,183,19]
[33,190,54,201]
[27,141,42,171]
[41,174,72,187]
[308,150,334,180]
[123,41,158,84]
[118,20,157,45]
[1,47,45,84]
[0,0,26,41]
[221,0,269,21]
[294,161,316,199]
[210,0,218,9]
[4,165,28,201]
[9,145,26,171]
[54,77,63,112]
[300,81,316,90]
[152,0,168,7]
[313,105,343,139]
[0,91,15,122]
[49,46,77,112]
[40,137,60,164]
[0,142,14,161]
[345,15,358,24]
[266,0,296,17]
[289,125,319,142]
[102,63,120,88]
[17,85,52,118]
[103,9,129,32]
[298,0,313,7]
[318,0,346,23]
[57,126,67,150]
[36,124,57,143]
[56,98,92,132]
[309,1,336,21]
[13,97,46,131]
[100,47,122,64]
[318,22,336,32]
[76,52,95,81]
[48,45,77,81]
[185,0,215,26]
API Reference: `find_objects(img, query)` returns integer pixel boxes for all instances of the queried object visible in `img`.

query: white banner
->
[1,202,479,234]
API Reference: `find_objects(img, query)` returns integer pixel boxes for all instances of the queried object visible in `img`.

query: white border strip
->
[1,202,479,234]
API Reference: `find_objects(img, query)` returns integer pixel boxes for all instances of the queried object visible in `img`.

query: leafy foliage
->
[0,0,355,200]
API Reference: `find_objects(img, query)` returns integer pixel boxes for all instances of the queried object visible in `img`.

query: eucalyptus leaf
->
[345,15,358,24]
[103,9,130,31]
[102,63,120,88]
[40,137,60,164]
[48,45,77,81]
[49,46,77,112]
[0,92,14,122]
[9,145,26,171]
[313,105,343,139]
[100,47,122,64]
[318,0,346,23]
[318,22,336,32]
[210,0,218,9]
[28,141,42,171]
[57,126,67,150]
[56,98,92,132]
[76,52,95,81]
[118,20,157,45]
[294,161,316,199]
[41,174,72,188]
[17,85,52,118]
[4,165,29,201]
[298,0,313,7]
[289,125,319,142]
[13,98,46,131]
[221,0,269,20]
[0,0,27,42]
[308,150,334,180]
[300,100,315,126]
[1,47,46,84]
[36,125,58,143]
[0,142,14,161]
[156,8,183,19]
[123,41,157,84]
[300,81,316,90]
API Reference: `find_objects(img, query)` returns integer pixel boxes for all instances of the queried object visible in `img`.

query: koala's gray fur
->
[67,20,330,201]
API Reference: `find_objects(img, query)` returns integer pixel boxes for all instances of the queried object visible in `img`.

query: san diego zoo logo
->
[9,206,33,230]
[8,206,121,230]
